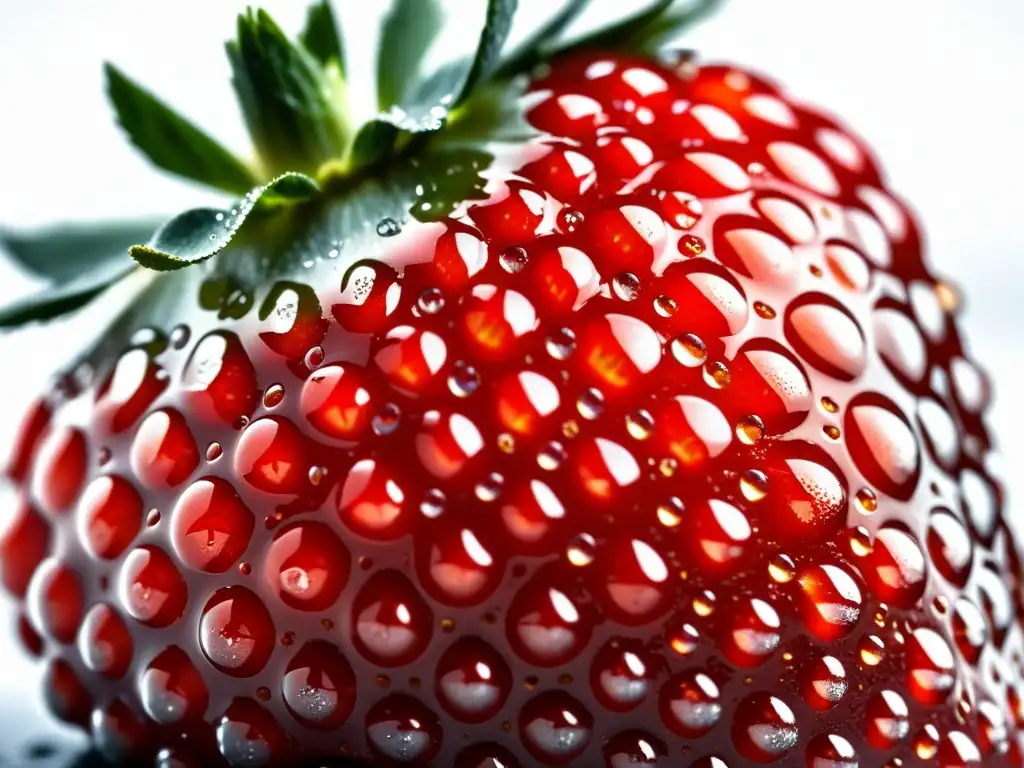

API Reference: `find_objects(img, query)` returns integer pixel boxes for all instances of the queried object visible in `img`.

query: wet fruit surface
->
[1,52,1016,766]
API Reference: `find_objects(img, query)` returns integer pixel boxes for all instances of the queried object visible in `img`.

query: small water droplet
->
[169,325,191,349]
[561,419,580,439]
[497,433,516,454]
[558,208,585,233]
[735,415,765,445]
[680,234,706,256]
[421,488,446,518]
[848,526,873,557]
[657,497,685,527]
[475,472,504,502]
[577,388,605,420]
[613,272,642,302]
[626,409,654,440]
[305,346,325,369]
[98,446,112,466]
[654,294,678,317]
[448,361,480,397]
[859,635,885,666]
[308,466,327,486]
[856,487,878,514]
[146,509,161,527]
[239,562,252,576]
[372,403,402,436]
[704,361,731,389]
[659,457,678,477]
[671,334,707,367]
[567,533,597,566]
[538,441,568,471]
[206,442,223,462]
[740,469,769,502]
[376,217,401,237]
[546,328,577,360]
[499,246,529,273]
[692,590,716,617]
[263,383,285,408]
[418,288,445,314]
[768,554,795,583]
[934,281,961,314]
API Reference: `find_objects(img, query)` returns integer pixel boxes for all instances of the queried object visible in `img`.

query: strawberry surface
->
[1,49,1016,768]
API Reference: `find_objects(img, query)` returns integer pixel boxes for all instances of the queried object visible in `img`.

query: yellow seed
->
[820,396,839,413]
[823,425,841,440]
[753,301,776,319]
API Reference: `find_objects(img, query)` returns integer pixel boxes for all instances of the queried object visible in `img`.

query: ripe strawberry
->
[0,1,1015,766]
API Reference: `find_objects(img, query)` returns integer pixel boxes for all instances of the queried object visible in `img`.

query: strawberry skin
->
[3,52,1016,768]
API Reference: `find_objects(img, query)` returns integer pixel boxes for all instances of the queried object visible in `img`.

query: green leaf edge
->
[104,62,259,195]
[299,0,346,70]
[128,172,320,272]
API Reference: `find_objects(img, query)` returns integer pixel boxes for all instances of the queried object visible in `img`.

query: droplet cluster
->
[1,52,1014,767]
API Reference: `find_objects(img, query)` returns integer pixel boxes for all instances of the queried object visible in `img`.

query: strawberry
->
[0,1,1015,766]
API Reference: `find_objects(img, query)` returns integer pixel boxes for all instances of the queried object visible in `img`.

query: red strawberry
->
[0,2,1016,766]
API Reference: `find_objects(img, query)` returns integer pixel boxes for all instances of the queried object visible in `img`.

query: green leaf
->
[377,0,444,110]
[129,172,320,272]
[348,120,400,171]
[228,9,348,176]
[0,256,134,328]
[105,63,259,195]
[622,0,725,50]
[0,219,161,283]
[495,0,591,77]
[300,0,345,70]
[458,0,519,102]
[556,0,722,54]
[377,0,517,133]
[445,81,538,144]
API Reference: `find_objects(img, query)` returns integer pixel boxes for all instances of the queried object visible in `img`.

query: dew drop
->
[263,384,285,409]
[613,272,642,302]
[417,288,445,315]
[567,533,597,566]
[206,442,223,462]
[577,388,605,420]
[304,346,325,370]
[372,403,402,436]
[447,362,480,398]
[671,334,707,367]
[856,487,878,514]
[625,409,654,440]
[740,469,769,502]
[499,247,529,273]
[735,414,765,445]
[420,489,446,519]
[704,361,731,389]
[376,218,401,237]
[546,328,577,360]
[654,295,678,317]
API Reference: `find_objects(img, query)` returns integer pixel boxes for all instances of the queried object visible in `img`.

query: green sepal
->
[494,0,591,78]
[377,0,444,112]
[129,172,320,271]
[559,0,722,54]
[0,256,135,328]
[300,0,345,70]
[376,0,517,133]
[0,219,162,283]
[347,121,401,173]
[105,63,259,195]
[228,8,348,177]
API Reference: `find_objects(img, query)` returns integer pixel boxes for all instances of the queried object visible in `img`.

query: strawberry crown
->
[0,0,722,328]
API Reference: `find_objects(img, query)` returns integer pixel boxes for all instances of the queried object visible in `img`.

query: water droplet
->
[567,533,597,566]
[206,442,222,462]
[538,441,568,471]
[740,469,769,502]
[546,328,577,360]
[263,384,284,408]
[499,247,529,273]
[146,509,161,527]
[657,497,685,527]
[421,488,446,518]
[170,325,191,349]
[856,487,878,514]
[848,526,873,557]
[376,217,401,237]
[418,288,445,314]
[680,234,706,256]
[372,403,402,436]
[735,415,765,445]
[497,433,516,454]
[692,590,716,617]
[704,361,731,389]
[769,554,795,583]
[659,457,678,477]
[475,472,504,502]
[447,361,480,397]
[613,272,642,302]
[558,208,585,233]
[654,294,678,317]
[934,280,961,314]
[577,388,605,420]
[625,409,654,440]
[304,346,325,369]
[308,466,326,486]
[671,333,707,367]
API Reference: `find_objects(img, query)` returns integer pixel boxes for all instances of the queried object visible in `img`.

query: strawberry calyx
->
[0,0,723,330]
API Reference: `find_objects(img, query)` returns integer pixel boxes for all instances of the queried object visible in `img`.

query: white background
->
[0,0,1020,760]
